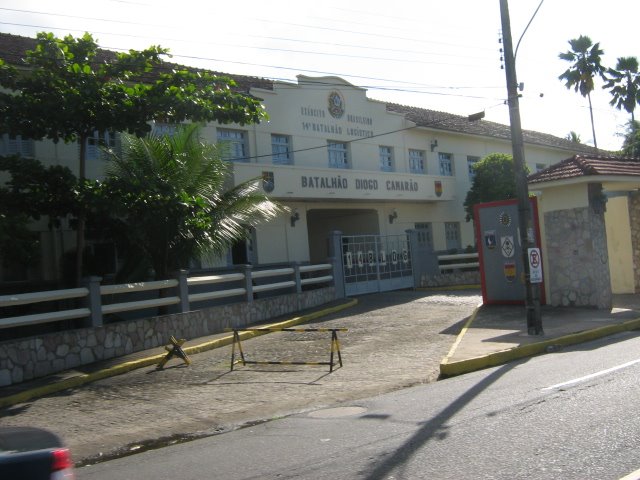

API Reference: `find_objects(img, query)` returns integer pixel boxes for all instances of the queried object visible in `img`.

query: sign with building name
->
[300,95,375,138]
[232,163,454,201]
[301,175,419,193]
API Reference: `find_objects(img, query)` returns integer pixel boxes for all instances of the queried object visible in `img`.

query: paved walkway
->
[1,289,639,468]
[442,293,640,376]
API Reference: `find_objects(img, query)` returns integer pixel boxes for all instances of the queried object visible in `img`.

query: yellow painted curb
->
[441,303,482,366]
[0,299,358,409]
[440,315,640,378]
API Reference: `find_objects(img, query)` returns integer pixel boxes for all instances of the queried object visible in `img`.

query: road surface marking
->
[619,467,640,480]
[542,358,640,391]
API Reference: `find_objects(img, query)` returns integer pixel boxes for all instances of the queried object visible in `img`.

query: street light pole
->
[499,0,543,335]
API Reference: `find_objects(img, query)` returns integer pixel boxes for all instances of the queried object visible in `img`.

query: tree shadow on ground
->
[361,362,516,479]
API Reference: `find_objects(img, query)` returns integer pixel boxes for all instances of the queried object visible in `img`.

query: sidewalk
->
[440,293,640,377]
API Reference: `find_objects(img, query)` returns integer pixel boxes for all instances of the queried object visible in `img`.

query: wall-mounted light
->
[290,209,300,227]
[430,139,438,152]
[388,209,398,224]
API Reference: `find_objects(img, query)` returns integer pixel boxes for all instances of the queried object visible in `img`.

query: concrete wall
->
[630,192,640,292]
[605,195,635,294]
[0,287,335,387]
[538,182,612,309]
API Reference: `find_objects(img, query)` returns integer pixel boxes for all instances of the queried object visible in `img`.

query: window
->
[535,163,546,172]
[445,222,461,250]
[217,129,247,161]
[467,156,480,181]
[0,134,35,158]
[439,152,454,176]
[409,149,425,174]
[379,145,394,172]
[86,131,117,161]
[415,222,433,249]
[152,122,177,137]
[271,134,292,164]
[328,141,349,169]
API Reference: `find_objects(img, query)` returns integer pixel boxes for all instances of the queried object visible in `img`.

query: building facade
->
[0,34,597,286]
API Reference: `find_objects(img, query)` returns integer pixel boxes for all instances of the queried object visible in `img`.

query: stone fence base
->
[0,287,335,387]
[420,271,481,288]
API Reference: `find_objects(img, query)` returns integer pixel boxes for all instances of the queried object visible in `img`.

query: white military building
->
[0,33,596,285]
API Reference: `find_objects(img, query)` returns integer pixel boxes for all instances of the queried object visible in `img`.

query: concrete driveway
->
[0,289,481,466]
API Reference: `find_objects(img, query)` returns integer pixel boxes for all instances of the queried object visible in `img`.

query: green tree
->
[565,131,582,143]
[0,32,267,284]
[91,124,284,281]
[620,120,640,157]
[559,35,606,149]
[603,56,640,122]
[0,156,79,273]
[464,153,523,221]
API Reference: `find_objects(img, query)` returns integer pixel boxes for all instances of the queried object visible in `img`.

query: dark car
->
[0,427,74,479]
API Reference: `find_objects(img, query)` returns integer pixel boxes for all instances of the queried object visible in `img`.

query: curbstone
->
[440,312,640,378]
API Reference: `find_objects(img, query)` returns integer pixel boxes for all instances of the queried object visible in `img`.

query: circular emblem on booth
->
[327,90,345,118]
[498,211,512,227]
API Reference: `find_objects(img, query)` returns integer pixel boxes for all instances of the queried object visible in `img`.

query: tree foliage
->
[88,124,284,281]
[621,120,640,158]
[0,155,79,269]
[0,31,268,283]
[0,32,267,176]
[463,153,523,222]
[604,56,640,122]
[0,156,79,225]
[565,131,582,143]
[559,35,605,148]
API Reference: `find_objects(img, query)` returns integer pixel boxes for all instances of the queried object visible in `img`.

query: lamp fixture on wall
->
[388,209,398,224]
[430,139,438,152]
[290,209,300,227]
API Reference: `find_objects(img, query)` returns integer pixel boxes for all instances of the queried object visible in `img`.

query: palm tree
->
[621,120,640,158]
[565,131,582,143]
[102,124,284,280]
[604,56,640,122]
[559,35,605,149]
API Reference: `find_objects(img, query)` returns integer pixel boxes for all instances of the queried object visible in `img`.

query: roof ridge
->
[529,154,640,184]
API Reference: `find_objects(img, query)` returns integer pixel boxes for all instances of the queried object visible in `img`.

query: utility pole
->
[499,0,543,335]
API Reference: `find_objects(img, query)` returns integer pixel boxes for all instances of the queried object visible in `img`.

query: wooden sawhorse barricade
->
[227,328,347,373]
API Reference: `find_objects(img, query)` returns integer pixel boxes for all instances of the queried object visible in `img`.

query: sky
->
[1,0,638,152]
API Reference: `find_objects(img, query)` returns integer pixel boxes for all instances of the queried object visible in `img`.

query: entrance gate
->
[341,234,414,295]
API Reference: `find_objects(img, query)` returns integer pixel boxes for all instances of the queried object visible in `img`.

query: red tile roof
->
[528,155,640,184]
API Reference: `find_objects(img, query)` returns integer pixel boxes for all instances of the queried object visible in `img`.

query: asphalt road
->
[0,290,481,466]
[77,330,640,480]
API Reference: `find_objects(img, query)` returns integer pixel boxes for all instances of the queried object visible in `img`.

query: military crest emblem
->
[328,90,345,118]
[435,180,443,197]
[262,171,275,193]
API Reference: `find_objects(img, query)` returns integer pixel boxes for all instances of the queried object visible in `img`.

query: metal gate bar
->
[342,234,413,295]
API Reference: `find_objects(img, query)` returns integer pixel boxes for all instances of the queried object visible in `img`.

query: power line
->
[0,6,494,53]
[0,19,495,69]
[0,34,505,105]
[233,126,419,163]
